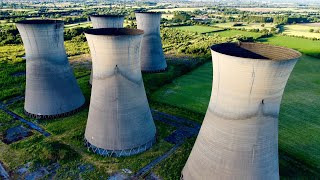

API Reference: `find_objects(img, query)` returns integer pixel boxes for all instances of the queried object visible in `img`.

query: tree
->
[309,29,314,33]
[172,12,191,23]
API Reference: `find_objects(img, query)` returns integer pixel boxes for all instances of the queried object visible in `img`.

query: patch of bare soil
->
[69,54,92,70]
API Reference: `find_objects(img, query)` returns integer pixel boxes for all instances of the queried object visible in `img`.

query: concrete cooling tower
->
[90,14,124,29]
[135,12,167,72]
[84,28,156,157]
[16,20,85,119]
[182,42,301,180]
[89,15,125,85]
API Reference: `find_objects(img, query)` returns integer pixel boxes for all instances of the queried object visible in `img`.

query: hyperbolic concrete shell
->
[90,15,124,28]
[16,20,85,119]
[89,15,125,85]
[135,12,167,72]
[182,42,301,180]
[84,28,156,157]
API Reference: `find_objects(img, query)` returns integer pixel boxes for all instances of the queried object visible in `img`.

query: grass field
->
[0,76,176,179]
[237,7,318,13]
[150,53,320,176]
[150,8,201,12]
[258,35,320,58]
[172,25,224,34]
[282,24,320,39]
[214,22,275,30]
[64,22,92,29]
[162,13,174,20]
[1,22,320,178]
[150,62,212,116]
[211,29,263,39]
[172,26,263,39]
[0,42,208,178]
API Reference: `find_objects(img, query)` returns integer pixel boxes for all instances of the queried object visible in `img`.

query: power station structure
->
[16,20,85,119]
[90,14,124,29]
[84,28,156,157]
[89,15,125,85]
[182,42,301,180]
[135,12,167,72]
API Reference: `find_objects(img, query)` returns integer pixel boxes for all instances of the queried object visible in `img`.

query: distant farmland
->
[150,7,201,12]
[282,24,320,39]
[258,35,320,58]
[64,21,92,29]
[172,26,263,39]
[172,25,223,34]
[237,7,318,13]
[210,30,263,39]
[214,22,276,31]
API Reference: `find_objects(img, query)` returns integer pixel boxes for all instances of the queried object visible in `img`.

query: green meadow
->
[172,25,223,34]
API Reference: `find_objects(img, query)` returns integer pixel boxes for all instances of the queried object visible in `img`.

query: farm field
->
[172,26,263,39]
[258,35,320,58]
[162,13,174,20]
[0,21,13,26]
[150,53,320,177]
[150,7,201,12]
[237,7,318,13]
[214,22,275,30]
[281,24,320,39]
[64,21,92,29]
[172,25,223,34]
[210,29,263,39]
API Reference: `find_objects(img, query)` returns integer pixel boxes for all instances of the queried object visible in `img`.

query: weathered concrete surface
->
[3,125,33,144]
[135,12,167,72]
[89,15,125,85]
[0,162,9,180]
[16,20,85,118]
[16,162,60,180]
[84,28,156,156]
[182,42,301,180]
[134,143,182,178]
[0,101,51,137]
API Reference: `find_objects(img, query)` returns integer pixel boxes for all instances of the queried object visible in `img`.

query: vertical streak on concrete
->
[89,15,125,84]
[135,12,167,72]
[16,20,85,119]
[182,42,301,180]
[84,28,156,157]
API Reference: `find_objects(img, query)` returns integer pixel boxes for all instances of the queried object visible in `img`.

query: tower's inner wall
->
[211,42,301,60]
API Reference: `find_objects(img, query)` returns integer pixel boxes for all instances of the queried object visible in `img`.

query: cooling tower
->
[89,15,125,85]
[135,12,167,72]
[16,20,85,119]
[90,14,124,28]
[182,42,301,180]
[84,28,156,157]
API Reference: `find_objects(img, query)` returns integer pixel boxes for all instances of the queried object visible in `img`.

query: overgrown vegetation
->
[1,1,320,179]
